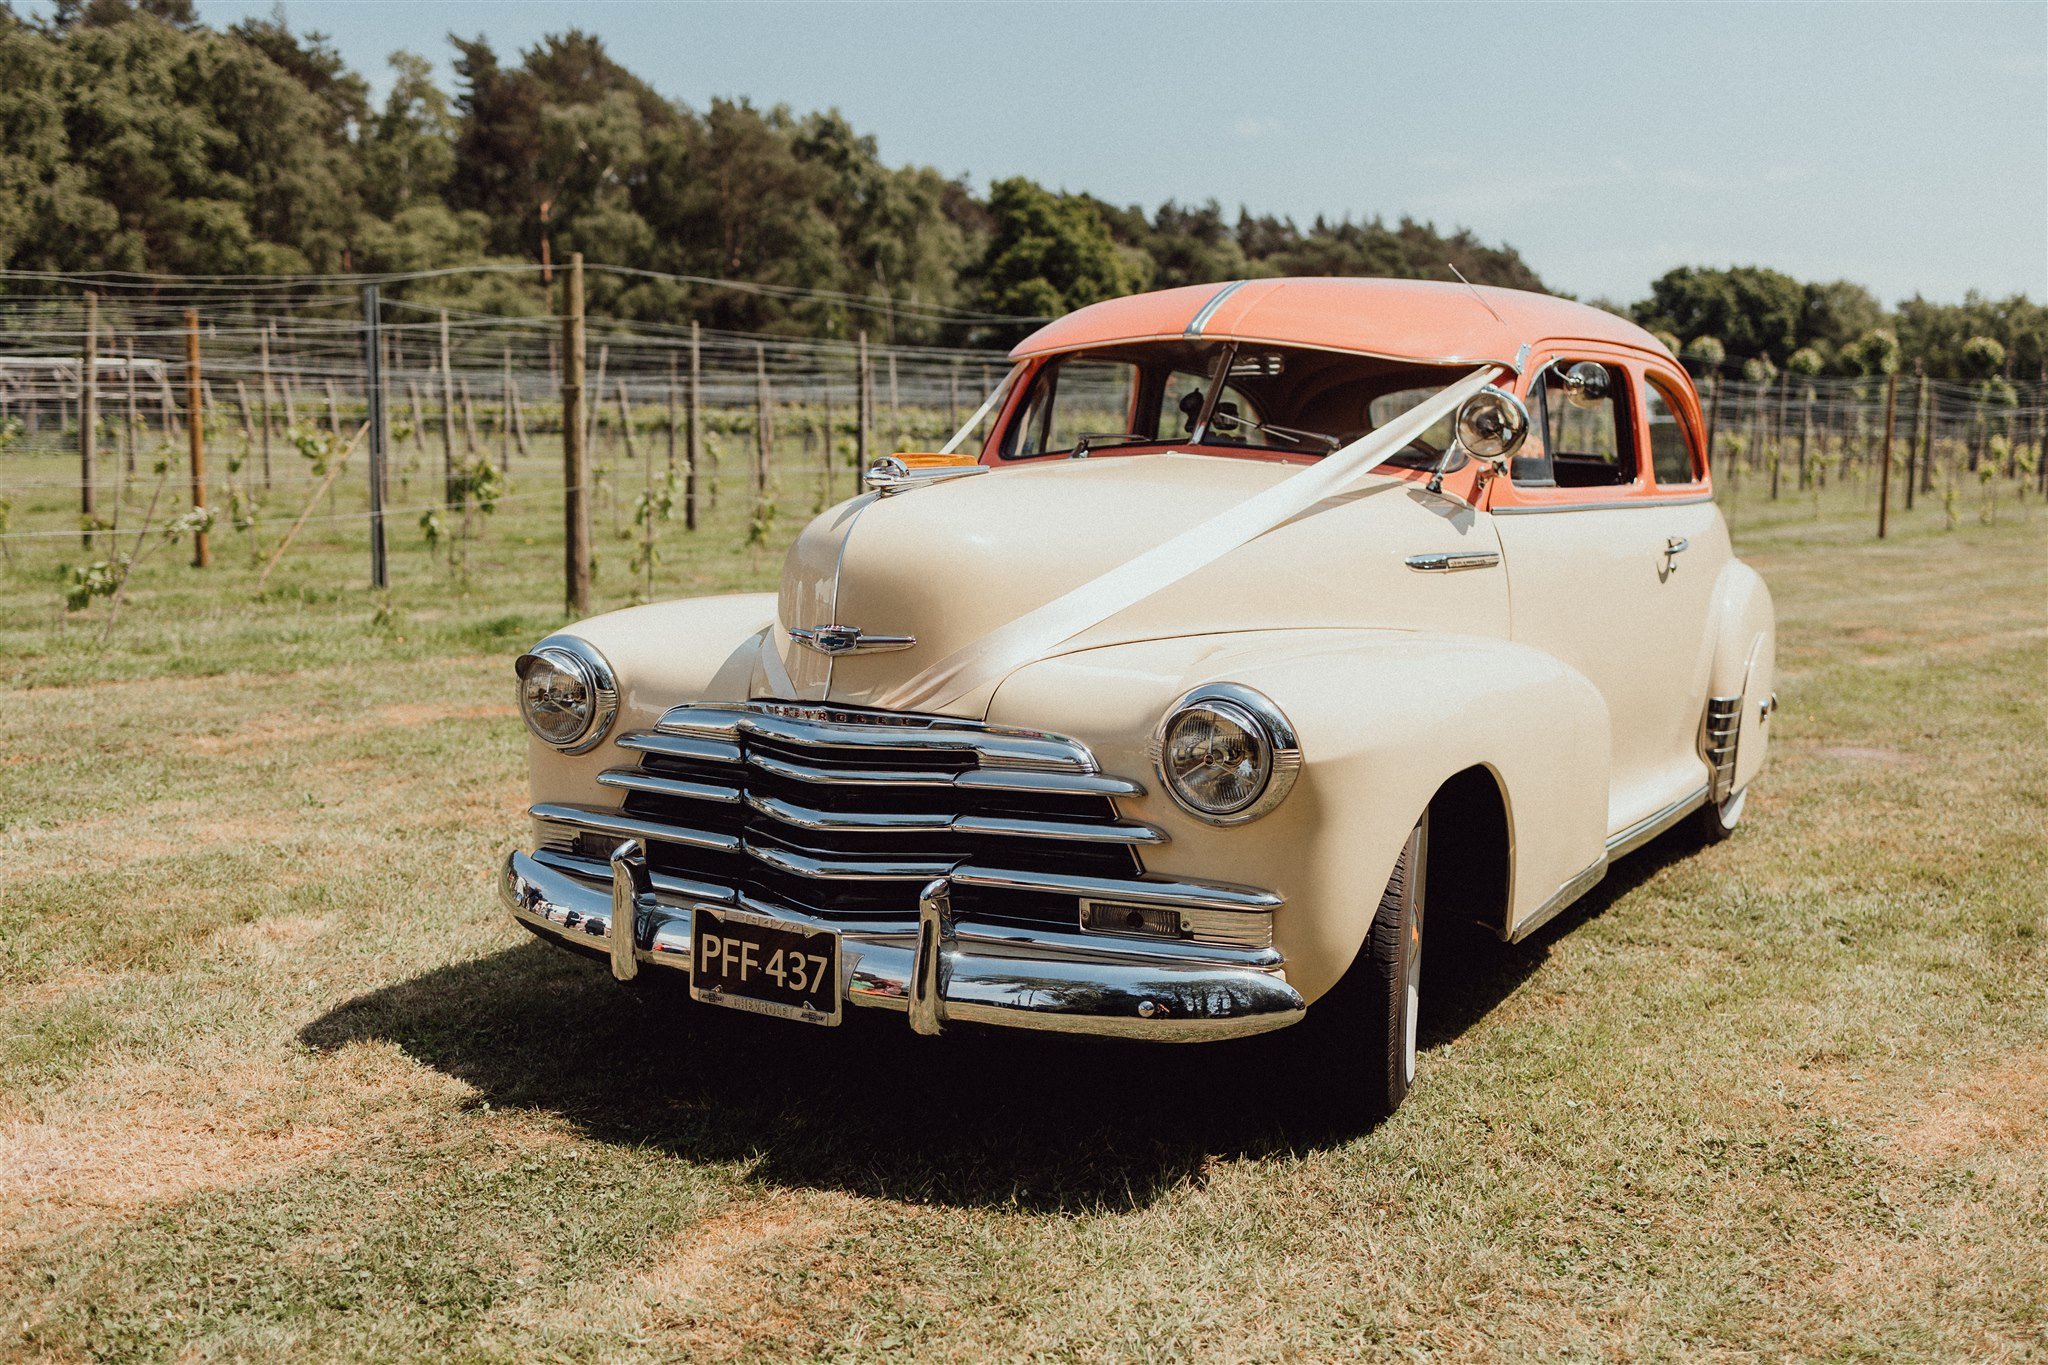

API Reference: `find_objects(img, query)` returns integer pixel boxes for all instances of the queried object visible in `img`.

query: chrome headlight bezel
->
[514,637,618,754]
[1151,683,1302,825]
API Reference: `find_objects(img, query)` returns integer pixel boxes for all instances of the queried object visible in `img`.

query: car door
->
[1487,346,1723,838]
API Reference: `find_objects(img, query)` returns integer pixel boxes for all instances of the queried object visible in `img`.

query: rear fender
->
[1706,562,1777,793]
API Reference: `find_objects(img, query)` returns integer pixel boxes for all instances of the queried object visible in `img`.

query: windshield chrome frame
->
[1000,338,1509,465]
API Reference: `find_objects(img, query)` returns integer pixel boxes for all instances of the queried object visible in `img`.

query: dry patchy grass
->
[0,459,2043,1360]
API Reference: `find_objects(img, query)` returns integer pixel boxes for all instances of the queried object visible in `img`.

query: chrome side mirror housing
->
[1454,385,1530,471]
[1562,361,1609,410]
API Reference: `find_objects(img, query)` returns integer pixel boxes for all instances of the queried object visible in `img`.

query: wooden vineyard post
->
[666,352,679,481]
[641,390,656,600]
[1793,383,1809,489]
[79,290,97,546]
[1923,387,1940,495]
[1772,370,1790,499]
[510,367,530,461]
[158,369,180,446]
[856,331,871,474]
[501,349,514,473]
[407,381,428,458]
[106,324,124,502]
[562,254,591,617]
[1704,373,1724,481]
[233,379,255,476]
[686,321,702,528]
[2038,360,2048,499]
[438,310,457,506]
[1877,368,1898,538]
[616,378,637,463]
[124,338,139,476]
[1750,376,1768,494]
[822,381,835,506]
[887,353,901,453]
[460,377,480,456]
[184,309,210,569]
[258,325,274,490]
[362,282,389,590]
[1905,362,1924,511]
[278,331,297,436]
[1726,380,1742,500]
[754,343,771,500]
[1824,388,1839,488]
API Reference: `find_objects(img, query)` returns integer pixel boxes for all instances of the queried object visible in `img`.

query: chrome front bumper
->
[500,847,1306,1041]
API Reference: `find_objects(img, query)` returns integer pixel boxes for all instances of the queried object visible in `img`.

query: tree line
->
[0,0,2039,379]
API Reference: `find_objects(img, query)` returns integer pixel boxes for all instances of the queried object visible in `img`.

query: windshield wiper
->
[1212,415,1342,452]
[1070,432,1151,458]
[1253,420,1342,452]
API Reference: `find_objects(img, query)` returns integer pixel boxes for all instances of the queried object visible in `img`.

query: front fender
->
[524,593,776,807]
[987,629,1611,1003]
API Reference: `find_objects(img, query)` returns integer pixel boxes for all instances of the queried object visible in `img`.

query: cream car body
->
[502,279,1775,1110]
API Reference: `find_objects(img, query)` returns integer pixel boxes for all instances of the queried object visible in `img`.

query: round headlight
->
[515,639,617,753]
[1153,684,1301,825]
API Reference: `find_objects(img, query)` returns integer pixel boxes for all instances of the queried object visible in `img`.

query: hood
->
[768,453,1505,716]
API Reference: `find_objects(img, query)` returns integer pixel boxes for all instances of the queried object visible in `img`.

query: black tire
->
[1690,784,1748,845]
[1313,817,1428,1123]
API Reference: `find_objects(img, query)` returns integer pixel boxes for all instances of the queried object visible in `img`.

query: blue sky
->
[167,1,2048,305]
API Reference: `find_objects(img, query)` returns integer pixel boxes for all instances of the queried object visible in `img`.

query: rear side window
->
[1513,361,1637,489]
[1643,377,1699,485]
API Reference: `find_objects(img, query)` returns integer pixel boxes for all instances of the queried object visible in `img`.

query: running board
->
[1506,784,1710,943]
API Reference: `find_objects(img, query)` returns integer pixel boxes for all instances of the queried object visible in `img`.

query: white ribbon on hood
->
[872,363,1500,713]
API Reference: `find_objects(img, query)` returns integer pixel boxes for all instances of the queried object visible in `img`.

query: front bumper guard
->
[500,844,1305,1042]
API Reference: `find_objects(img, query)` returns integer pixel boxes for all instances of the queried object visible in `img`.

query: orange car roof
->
[1009,277,1666,366]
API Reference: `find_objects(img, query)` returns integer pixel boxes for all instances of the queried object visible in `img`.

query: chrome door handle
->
[1662,536,1689,573]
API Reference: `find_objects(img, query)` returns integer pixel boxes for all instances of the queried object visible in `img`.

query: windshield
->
[997,340,1465,469]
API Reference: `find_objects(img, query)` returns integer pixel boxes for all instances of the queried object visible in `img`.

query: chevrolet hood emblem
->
[788,624,917,657]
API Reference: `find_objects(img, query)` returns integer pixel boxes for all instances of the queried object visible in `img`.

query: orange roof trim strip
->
[1009,277,1669,367]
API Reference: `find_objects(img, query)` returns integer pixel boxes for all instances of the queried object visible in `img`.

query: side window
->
[1513,361,1636,489]
[1003,359,1138,458]
[1642,376,1700,485]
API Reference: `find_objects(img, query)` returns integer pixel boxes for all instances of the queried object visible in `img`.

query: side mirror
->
[1455,385,1530,470]
[1562,361,1609,409]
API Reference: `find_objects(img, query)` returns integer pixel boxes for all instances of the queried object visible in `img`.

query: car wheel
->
[1692,784,1747,844]
[1313,817,1428,1123]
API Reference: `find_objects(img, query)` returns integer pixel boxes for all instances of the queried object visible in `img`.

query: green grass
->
[1,444,2044,1360]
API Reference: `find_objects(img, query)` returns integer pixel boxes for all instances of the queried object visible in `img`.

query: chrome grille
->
[532,701,1277,949]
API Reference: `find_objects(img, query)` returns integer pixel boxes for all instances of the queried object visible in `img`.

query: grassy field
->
[1,445,2044,1360]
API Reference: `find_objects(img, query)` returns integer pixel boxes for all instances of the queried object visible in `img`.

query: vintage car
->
[501,278,1776,1118]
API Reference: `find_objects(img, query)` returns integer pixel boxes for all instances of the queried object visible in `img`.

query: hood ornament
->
[864,456,989,497]
[788,624,917,657]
